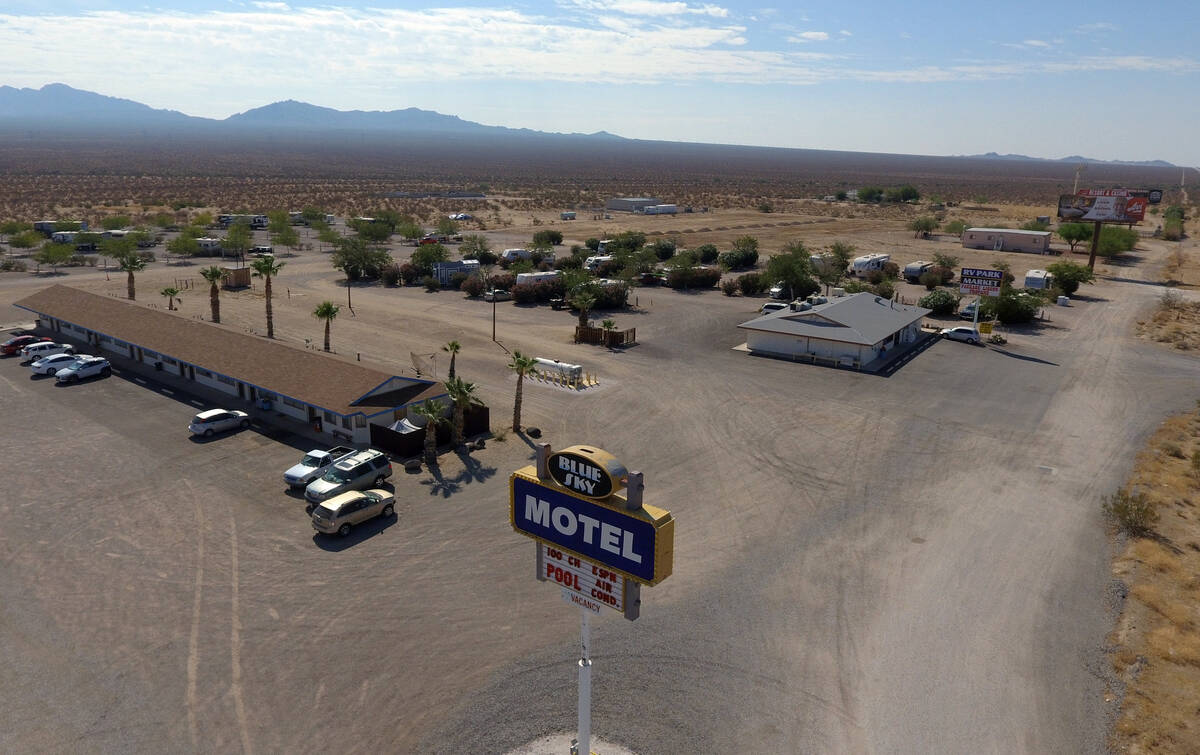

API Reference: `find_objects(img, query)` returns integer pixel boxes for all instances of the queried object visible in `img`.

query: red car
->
[1,335,51,355]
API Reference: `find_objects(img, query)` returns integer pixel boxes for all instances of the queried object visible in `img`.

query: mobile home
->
[1024,269,1054,290]
[962,228,1052,254]
[515,271,561,285]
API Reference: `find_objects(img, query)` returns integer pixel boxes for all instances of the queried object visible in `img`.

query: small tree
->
[437,217,460,237]
[918,289,958,315]
[508,351,538,433]
[313,300,339,351]
[1057,223,1091,252]
[932,252,960,270]
[222,222,252,261]
[412,399,448,465]
[445,376,482,447]
[693,243,719,264]
[160,286,181,311]
[272,225,300,256]
[571,291,597,328]
[200,266,224,323]
[533,229,563,247]
[412,244,449,275]
[34,243,74,274]
[118,253,147,300]
[460,234,490,259]
[908,216,939,238]
[249,255,285,338]
[1045,260,1095,295]
[442,340,461,379]
[943,219,967,236]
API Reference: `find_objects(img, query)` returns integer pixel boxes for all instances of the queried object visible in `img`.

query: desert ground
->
[2,187,1198,754]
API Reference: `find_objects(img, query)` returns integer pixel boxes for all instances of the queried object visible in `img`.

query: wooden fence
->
[575,325,636,347]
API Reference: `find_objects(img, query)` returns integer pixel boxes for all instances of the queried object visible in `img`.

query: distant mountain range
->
[0,84,1181,169]
[962,151,1176,168]
[0,83,620,140]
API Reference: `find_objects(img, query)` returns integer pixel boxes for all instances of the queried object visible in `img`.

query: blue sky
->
[2,1,1197,165]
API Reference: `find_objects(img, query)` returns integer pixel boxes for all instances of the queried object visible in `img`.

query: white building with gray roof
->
[738,292,930,368]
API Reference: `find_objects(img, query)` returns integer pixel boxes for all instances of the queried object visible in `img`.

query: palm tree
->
[412,399,448,465]
[199,265,224,323]
[249,254,285,338]
[118,253,147,301]
[160,286,181,311]
[445,376,482,447]
[313,300,340,352]
[601,318,617,347]
[571,292,596,328]
[507,350,538,433]
[442,340,461,379]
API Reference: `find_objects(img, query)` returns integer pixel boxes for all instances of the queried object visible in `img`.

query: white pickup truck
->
[283,446,356,489]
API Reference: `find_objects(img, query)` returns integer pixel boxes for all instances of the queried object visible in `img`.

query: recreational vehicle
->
[850,253,890,277]
[1024,270,1054,290]
[903,261,933,282]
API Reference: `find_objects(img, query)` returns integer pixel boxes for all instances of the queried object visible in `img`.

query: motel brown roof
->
[14,285,444,415]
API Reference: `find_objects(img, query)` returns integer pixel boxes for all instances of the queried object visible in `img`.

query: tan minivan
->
[310,489,395,536]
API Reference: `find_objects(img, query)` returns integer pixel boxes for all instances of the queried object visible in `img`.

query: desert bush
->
[882,261,900,280]
[381,264,401,287]
[1102,488,1158,536]
[532,229,562,246]
[719,247,758,270]
[693,244,719,264]
[944,219,967,236]
[461,273,485,297]
[1097,226,1138,256]
[554,254,583,270]
[918,289,958,315]
[450,272,469,290]
[738,272,765,296]
[667,267,721,289]
[987,291,1040,324]
[0,258,28,272]
[919,270,941,290]
[399,262,421,285]
[865,269,885,285]
[872,280,895,300]
[650,239,676,261]
[930,265,955,285]
[721,279,739,296]
[422,276,440,292]
[510,282,536,303]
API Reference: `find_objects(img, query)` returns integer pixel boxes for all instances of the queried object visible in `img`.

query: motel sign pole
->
[576,608,592,755]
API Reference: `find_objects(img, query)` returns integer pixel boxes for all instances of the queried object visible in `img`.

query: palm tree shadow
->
[420,462,460,498]
[419,450,499,498]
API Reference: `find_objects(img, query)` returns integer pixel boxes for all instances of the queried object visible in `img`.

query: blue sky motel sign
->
[511,474,665,584]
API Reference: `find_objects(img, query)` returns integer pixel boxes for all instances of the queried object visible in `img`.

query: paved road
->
[1,238,1196,753]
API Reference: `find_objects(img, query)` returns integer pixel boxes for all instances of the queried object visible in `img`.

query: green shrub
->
[694,244,719,264]
[1097,226,1138,256]
[718,248,758,270]
[918,289,958,315]
[381,264,401,287]
[721,279,739,296]
[667,267,721,289]
[399,262,420,285]
[738,272,765,296]
[461,273,485,297]
[865,269,885,285]
[0,258,28,272]
[919,270,941,290]
[990,291,1040,324]
[872,280,895,300]
[422,276,441,292]
[882,261,900,280]
[1102,488,1158,536]
[532,229,562,246]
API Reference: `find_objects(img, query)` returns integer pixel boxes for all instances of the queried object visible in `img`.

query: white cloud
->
[560,0,729,18]
[839,30,852,37]
[789,31,829,42]
[1023,39,1050,47]
[1076,22,1117,33]
[251,1,289,9]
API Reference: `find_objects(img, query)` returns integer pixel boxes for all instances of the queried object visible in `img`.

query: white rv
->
[500,248,532,262]
[515,271,561,285]
[809,253,836,274]
[585,255,614,271]
[903,260,933,282]
[850,253,890,277]
[1024,269,1054,290]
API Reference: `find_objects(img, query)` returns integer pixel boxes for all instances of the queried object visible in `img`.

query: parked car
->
[305,449,393,503]
[2,335,51,355]
[250,246,274,257]
[760,301,788,314]
[310,489,395,536]
[283,445,356,489]
[55,356,111,382]
[940,326,981,345]
[483,289,512,302]
[959,301,981,320]
[29,353,83,376]
[20,342,75,363]
[188,408,250,436]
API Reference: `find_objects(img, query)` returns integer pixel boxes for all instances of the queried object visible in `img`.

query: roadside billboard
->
[960,268,1004,296]
[1058,189,1149,223]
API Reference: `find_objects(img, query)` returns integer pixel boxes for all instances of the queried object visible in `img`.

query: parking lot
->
[2,233,1199,753]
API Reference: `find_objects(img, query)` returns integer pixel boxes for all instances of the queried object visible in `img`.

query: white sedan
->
[188,408,250,437]
[29,353,82,375]
[940,326,982,345]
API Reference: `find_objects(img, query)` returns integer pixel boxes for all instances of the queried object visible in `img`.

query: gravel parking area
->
[2,232,1198,753]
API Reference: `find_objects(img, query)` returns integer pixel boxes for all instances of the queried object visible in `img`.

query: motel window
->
[144,349,159,359]
[217,375,236,386]
[98,336,112,343]
[342,416,352,429]
[354,415,366,428]
[258,391,277,402]
[282,396,303,409]
[197,369,212,378]
[162,357,176,365]
[324,411,336,423]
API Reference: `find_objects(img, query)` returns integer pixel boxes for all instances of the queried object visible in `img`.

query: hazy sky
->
[2,1,1197,165]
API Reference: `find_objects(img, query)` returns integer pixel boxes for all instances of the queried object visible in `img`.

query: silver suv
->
[304,449,392,503]
[311,489,395,536]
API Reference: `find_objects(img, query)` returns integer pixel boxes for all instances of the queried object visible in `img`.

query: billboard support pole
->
[1087,221,1102,270]
[575,607,592,755]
